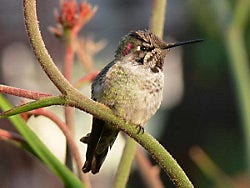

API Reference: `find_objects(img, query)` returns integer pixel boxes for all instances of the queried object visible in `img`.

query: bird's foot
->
[136,124,144,134]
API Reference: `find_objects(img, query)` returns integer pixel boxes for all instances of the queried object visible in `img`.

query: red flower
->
[58,0,78,28]
[57,0,97,34]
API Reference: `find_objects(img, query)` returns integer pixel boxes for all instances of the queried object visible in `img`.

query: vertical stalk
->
[224,0,250,174]
[113,1,168,187]
[63,27,91,187]
[150,0,167,37]
[63,28,76,171]
[226,27,250,173]
[113,138,137,188]
[206,0,250,175]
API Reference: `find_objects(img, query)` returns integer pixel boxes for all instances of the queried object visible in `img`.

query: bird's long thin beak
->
[164,39,203,49]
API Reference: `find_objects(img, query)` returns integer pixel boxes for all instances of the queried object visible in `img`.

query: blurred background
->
[1,0,250,187]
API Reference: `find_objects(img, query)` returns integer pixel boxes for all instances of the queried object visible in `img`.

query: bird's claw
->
[136,125,144,134]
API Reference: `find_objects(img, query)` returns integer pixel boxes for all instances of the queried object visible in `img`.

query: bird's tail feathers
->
[81,118,119,174]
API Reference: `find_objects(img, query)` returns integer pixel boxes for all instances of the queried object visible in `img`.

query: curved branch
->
[68,90,193,188]
[23,0,74,95]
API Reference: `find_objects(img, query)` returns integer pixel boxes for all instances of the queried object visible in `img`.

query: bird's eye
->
[141,46,148,51]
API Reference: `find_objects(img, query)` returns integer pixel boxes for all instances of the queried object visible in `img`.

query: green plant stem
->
[210,0,250,175]
[223,0,250,173]
[113,138,137,188]
[232,0,250,29]
[0,94,84,188]
[23,0,74,95]
[150,0,167,37]
[0,95,65,118]
[0,96,65,119]
[226,27,250,172]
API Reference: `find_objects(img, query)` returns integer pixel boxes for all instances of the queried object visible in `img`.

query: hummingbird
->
[80,30,202,174]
